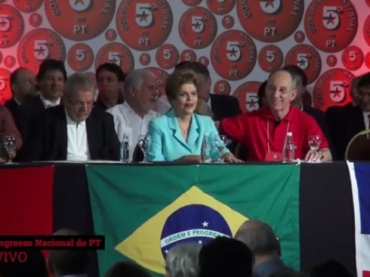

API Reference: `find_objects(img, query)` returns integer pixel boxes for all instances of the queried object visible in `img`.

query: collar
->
[363,111,370,116]
[40,94,60,108]
[65,109,86,126]
[13,98,21,105]
[253,258,288,277]
[122,101,157,117]
[260,105,297,122]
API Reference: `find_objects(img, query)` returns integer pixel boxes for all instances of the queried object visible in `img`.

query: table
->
[0,162,356,277]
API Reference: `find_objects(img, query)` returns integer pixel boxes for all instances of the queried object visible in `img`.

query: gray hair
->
[123,69,155,95]
[165,242,201,277]
[235,220,280,256]
[268,69,298,90]
[63,73,95,98]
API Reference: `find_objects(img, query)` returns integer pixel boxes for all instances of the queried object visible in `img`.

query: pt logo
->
[322,6,341,30]
[313,68,355,111]
[136,3,154,28]
[69,0,91,12]
[116,0,173,51]
[233,81,261,113]
[304,0,357,52]
[33,40,52,61]
[0,5,25,48]
[67,43,94,72]
[95,43,135,73]
[160,205,232,256]
[259,0,280,14]
[329,80,348,103]
[258,44,283,73]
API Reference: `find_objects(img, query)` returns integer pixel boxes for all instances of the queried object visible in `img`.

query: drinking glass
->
[308,135,321,163]
[2,135,16,164]
[138,134,151,163]
[214,135,227,163]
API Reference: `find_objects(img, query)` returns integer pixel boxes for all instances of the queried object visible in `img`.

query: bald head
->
[235,220,280,256]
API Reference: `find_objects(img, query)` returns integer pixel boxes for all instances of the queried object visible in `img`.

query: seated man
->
[24,73,120,161]
[107,69,159,161]
[0,105,23,161]
[219,69,331,162]
[235,220,295,277]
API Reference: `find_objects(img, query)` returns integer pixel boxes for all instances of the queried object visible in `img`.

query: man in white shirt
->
[108,69,159,161]
[23,73,120,161]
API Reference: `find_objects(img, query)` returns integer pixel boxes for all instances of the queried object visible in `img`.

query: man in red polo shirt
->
[219,69,332,162]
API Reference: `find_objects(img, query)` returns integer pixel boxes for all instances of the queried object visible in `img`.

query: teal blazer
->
[147,110,229,162]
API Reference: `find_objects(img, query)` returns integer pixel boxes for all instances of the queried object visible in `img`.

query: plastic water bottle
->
[283,132,295,163]
[201,133,211,163]
[120,135,130,163]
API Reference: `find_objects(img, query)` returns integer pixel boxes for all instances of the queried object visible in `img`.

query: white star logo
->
[165,250,168,253]
[198,240,203,244]
[202,221,209,227]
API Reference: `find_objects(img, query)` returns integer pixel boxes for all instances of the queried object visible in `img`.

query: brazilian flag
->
[86,164,300,277]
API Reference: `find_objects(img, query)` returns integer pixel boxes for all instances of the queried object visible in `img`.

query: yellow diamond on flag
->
[115,186,249,274]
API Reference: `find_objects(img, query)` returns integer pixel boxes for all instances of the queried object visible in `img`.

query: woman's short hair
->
[165,242,201,277]
[165,69,199,101]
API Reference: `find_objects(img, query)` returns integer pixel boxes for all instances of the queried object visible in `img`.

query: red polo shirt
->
[220,105,329,161]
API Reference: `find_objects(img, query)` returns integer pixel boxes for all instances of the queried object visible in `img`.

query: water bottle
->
[120,135,130,163]
[283,132,295,163]
[201,133,211,163]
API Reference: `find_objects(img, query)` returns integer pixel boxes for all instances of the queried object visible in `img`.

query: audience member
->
[95,63,126,111]
[23,73,120,161]
[310,260,353,277]
[48,229,91,277]
[107,69,159,161]
[327,73,370,160]
[156,61,241,121]
[257,80,268,109]
[219,69,331,162]
[165,242,201,277]
[235,220,295,277]
[104,261,151,277]
[198,236,253,277]
[282,65,332,151]
[147,69,238,162]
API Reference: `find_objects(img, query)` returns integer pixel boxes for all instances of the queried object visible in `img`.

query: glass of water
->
[2,135,16,164]
[214,135,227,163]
[308,135,321,163]
[138,134,151,163]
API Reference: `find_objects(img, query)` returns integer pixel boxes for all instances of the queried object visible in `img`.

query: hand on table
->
[222,153,243,163]
[304,150,323,163]
[177,155,202,163]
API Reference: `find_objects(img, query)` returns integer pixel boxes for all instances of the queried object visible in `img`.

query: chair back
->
[345,129,370,161]
[132,144,144,162]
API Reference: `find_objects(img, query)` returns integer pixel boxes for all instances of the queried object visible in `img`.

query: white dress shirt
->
[65,111,90,161]
[40,94,61,108]
[107,102,159,160]
[363,111,370,129]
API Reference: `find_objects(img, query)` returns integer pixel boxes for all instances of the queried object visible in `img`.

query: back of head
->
[198,236,253,277]
[165,242,201,277]
[235,220,280,256]
[357,73,370,90]
[48,229,90,276]
[310,260,353,277]
[36,59,67,81]
[0,249,48,277]
[104,261,151,277]
[174,61,210,79]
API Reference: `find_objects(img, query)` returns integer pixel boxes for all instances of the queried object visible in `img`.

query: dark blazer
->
[210,94,242,121]
[303,105,333,153]
[326,103,365,160]
[23,105,120,161]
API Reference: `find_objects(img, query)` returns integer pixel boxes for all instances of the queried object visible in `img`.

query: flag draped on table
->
[348,162,370,277]
[86,164,300,277]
